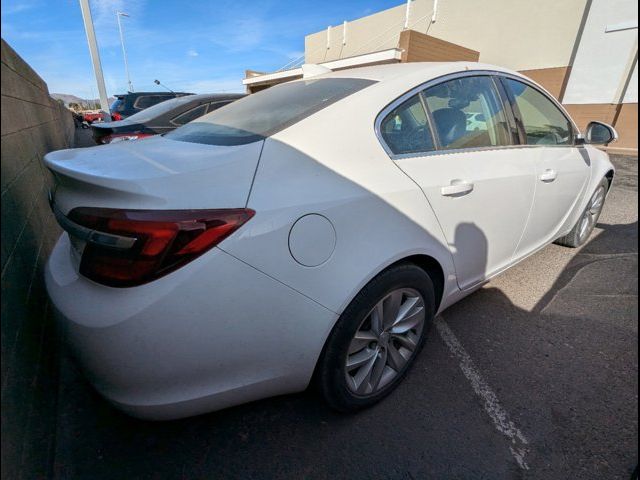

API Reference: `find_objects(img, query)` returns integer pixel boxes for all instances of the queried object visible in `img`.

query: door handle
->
[539,169,557,182]
[441,179,474,197]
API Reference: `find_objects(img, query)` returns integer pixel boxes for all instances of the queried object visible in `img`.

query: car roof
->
[114,92,193,98]
[292,61,551,109]
[114,92,244,101]
[180,93,246,101]
[307,61,521,84]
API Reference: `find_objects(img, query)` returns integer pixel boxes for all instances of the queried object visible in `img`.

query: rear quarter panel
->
[219,81,458,318]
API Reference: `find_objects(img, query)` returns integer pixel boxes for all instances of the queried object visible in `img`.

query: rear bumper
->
[46,234,336,420]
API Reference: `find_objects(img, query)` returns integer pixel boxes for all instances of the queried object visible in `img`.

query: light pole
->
[116,11,134,92]
[154,79,175,93]
[78,0,110,117]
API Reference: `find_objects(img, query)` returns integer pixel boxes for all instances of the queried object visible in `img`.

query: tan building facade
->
[244,0,637,154]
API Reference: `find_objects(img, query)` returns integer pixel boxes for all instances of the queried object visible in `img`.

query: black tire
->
[554,177,609,248]
[315,263,435,412]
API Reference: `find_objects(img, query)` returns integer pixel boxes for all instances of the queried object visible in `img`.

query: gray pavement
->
[51,153,637,480]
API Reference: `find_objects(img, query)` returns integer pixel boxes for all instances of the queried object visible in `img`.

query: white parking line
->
[436,317,530,470]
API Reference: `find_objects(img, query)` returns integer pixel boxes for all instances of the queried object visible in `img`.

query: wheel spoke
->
[390,305,424,334]
[353,352,377,394]
[578,215,589,238]
[348,338,369,355]
[346,348,377,372]
[382,291,403,329]
[370,302,384,335]
[394,296,420,323]
[368,350,387,392]
[391,331,418,351]
[591,198,602,212]
[589,188,604,214]
[348,330,378,354]
[386,343,408,371]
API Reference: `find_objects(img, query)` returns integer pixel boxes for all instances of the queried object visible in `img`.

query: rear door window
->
[423,76,512,150]
[166,78,376,146]
[379,94,435,155]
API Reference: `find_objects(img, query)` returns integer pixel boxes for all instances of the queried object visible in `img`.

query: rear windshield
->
[110,98,125,113]
[165,78,376,146]
[122,95,198,123]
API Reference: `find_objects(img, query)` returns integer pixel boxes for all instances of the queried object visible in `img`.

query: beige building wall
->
[305,3,416,64]
[300,0,637,153]
[305,0,587,70]
[563,0,638,105]
[561,0,638,152]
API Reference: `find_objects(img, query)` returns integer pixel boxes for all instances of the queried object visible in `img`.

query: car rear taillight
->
[102,133,154,144]
[67,207,254,287]
[111,112,122,121]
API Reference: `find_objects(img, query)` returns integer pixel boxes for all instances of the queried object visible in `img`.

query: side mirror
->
[585,121,618,145]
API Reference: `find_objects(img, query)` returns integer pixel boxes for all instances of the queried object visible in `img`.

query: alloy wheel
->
[578,185,605,243]
[344,288,425,396]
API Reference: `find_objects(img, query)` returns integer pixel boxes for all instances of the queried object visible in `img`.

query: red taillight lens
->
[68,208,254,287]
[111,112,122,121]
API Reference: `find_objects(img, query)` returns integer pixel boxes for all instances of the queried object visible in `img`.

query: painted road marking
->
[436,317,530,470]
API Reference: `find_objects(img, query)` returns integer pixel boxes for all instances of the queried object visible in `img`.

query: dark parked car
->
[93,93,246,144]
[110,91,194,120]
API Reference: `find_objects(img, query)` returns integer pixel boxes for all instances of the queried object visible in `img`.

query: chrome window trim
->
[206,100,232,113]
[418,90,441,150]
[374,69,581,160]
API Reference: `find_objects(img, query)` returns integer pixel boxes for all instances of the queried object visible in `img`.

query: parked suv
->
[110,91,193,120]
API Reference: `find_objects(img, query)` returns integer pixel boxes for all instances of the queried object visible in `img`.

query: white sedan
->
[44,62,616,420]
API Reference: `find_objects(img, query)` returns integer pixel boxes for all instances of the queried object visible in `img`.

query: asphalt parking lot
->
[51,150,637,480]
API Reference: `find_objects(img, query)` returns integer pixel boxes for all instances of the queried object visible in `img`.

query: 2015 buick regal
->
[44,62,616,420]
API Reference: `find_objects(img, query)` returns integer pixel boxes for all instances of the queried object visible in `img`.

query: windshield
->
[121,95,198,123]
[166,78,376,146]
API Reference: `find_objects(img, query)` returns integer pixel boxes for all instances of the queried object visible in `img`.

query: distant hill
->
[51,93,115,109]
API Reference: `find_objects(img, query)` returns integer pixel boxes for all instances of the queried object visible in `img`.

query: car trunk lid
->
[44,135,263,215]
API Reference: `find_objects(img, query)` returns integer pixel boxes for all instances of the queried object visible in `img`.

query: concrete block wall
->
[1,38,75,479]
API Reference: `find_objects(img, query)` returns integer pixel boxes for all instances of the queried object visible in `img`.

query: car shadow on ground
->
[441,220,637,479]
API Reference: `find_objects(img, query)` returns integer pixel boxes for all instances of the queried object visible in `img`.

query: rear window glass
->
[110,98,125,113]
[134,95,172,109]
[166,78,376,146]
[124,96,197,123]
[171,104,208,126]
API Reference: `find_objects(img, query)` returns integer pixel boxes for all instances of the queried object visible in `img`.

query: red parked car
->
[82,111,104,124]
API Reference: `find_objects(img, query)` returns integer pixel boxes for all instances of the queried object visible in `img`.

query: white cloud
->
[90,0,146,49]
[187,49,199,57]
[2,1,39,15]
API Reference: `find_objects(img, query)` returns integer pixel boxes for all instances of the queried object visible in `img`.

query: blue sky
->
[2,0,402,98]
